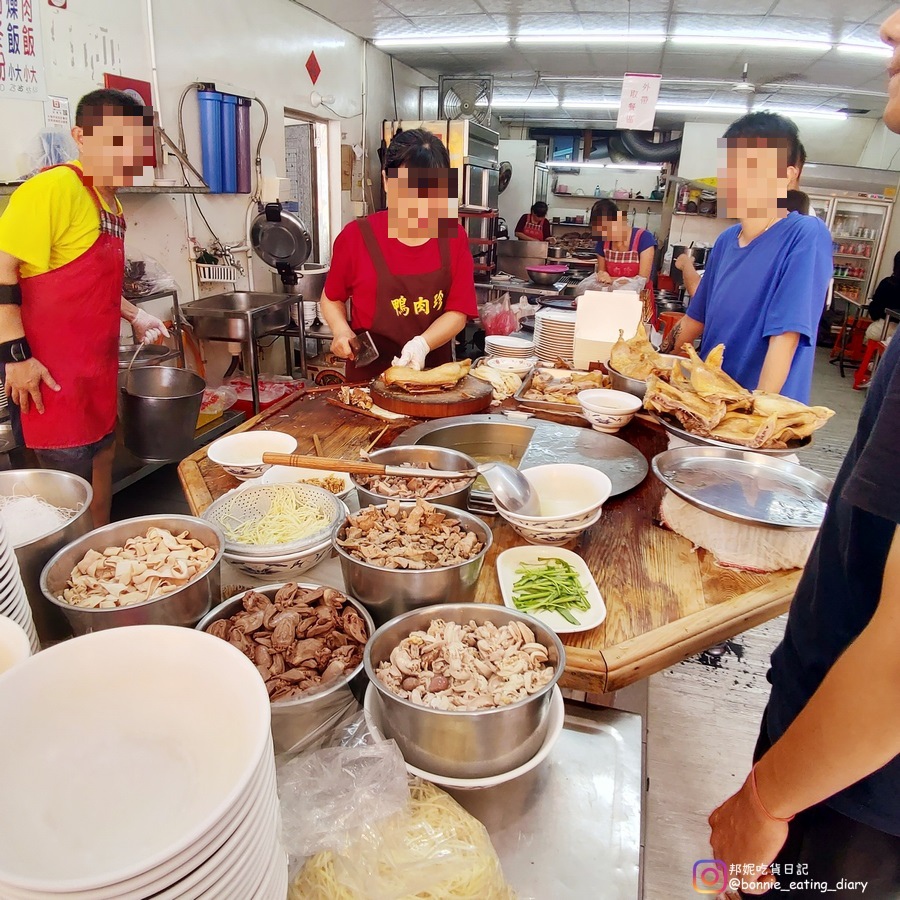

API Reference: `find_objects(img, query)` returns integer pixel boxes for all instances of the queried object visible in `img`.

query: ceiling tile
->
[771,0,890,20]
[573,0,670,10]
[399,13,504,33]
[389,0,484,13]
[476,0,576,11]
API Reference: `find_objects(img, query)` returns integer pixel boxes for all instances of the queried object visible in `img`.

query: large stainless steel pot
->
[197,583,374,755]
[351,446,476,510]
[0,470,93,645]
[607,354,682,399]
[365,603,565,778]
[546,246,567,259]
[119,366,205,463]
[333,505,492,626]
[41,515,224,635]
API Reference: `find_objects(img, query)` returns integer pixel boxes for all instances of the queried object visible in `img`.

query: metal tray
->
[514,367,595,415]
[652,446,833,529]
[651,413,813,457]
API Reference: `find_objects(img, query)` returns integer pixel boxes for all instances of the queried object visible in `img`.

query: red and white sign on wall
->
[0,0,46,100]
[616,73,661,131]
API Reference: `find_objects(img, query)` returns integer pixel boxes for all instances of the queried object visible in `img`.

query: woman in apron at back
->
[321,129,478,381]
[515,202,551,243]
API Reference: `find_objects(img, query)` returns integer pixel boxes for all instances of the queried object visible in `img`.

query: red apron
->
[602,227,646,279]
[346,217,455,382]
[521,215,546,240]
[602,227,658,327]
[19,164,125,449]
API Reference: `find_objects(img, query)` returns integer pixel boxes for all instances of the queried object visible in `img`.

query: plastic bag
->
[291,778,516,900]
[22,129,78,177]
[278,741,409,865]
[480,293,519,336]
[123,254,178,298]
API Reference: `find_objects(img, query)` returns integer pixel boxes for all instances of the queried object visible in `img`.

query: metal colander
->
[202,483,347,558]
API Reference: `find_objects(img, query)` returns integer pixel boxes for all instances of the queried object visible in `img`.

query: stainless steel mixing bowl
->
[41,515,224,634]
[351,446,476,510]
[333,505,492,626]
[197,583,374,755]
[364,603,565,778]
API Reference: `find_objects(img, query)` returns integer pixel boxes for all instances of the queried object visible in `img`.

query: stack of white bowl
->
[485,334,535,359]
[497,464,613,546]
[534,309,577,365]
[0,626,286,900]
[0,515,39,654]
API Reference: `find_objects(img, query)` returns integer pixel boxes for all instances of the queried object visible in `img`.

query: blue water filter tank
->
[221,94,238,194]
[197,91,224,194]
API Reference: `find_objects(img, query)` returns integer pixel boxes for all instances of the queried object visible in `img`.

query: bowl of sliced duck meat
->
[197,581,374,754]
[333,499,492,626]
[351,446,477,511]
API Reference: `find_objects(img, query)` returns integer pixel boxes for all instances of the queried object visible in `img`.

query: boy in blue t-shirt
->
[661,112,833,402]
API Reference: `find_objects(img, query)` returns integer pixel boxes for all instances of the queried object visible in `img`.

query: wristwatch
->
[0,338,32,364]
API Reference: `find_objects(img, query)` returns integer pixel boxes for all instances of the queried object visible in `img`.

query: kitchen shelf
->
[673,211,717,218]
[0,183,210,196]
[551,222,590,228]
[552,193,662,205]
[832,253,872,260]
[833,234,876,242]
[833,276,865,282]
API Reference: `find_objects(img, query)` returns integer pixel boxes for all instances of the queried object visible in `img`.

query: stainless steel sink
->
[182,292,294,341]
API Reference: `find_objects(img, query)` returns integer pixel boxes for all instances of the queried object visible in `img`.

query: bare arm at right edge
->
[0,249,59,415]
[660,314,704,355]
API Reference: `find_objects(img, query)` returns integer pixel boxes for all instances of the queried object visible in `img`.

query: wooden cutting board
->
[371,374,493,418]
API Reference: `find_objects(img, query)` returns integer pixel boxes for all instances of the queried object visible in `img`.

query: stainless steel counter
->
[454,703,643,900]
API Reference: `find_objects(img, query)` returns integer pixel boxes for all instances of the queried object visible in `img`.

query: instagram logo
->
[693,860,727,893]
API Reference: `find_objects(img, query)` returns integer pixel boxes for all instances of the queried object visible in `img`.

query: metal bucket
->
[119,366,205,463]
[0,469,93,645]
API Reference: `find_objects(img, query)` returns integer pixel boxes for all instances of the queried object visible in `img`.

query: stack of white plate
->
[0,626,286,900]
[485,334,534,358]
[0,516,39,655]
[534,309,577,364]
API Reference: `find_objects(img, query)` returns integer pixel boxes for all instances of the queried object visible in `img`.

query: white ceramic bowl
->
[260,465,353,499]
[208,431,298,481]
[510,464,613,524]
[223,537,333,578]
[578,389,643,433]
[0,626,271,895]
[499,505,604,546]
[0,615,30,676]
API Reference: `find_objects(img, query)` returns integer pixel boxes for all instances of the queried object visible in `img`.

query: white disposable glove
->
[392,335,430,371]
[130,309,171,345]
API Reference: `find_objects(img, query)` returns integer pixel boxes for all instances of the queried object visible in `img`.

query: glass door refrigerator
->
[809,194,893,307]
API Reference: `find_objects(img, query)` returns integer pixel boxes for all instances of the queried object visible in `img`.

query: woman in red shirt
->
[320,129,477,380]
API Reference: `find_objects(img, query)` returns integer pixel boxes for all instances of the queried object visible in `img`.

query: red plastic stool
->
[854,339,885,390]
[658,312,684,345]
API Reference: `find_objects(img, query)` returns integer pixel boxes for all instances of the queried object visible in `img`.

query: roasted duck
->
[609,324,673,380]
[642,342,835,449]
[381,359,471,394]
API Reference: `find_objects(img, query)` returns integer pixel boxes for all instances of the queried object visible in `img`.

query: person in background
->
[0,89,165,527]
[865,250,900,344]
[515,202,551,242]
[321,128,477,380]
[708,11,900,897]
[590,198,656,285]
[660,112,832,402]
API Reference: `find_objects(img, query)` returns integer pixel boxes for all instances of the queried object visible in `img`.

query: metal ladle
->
[476,462,540,516]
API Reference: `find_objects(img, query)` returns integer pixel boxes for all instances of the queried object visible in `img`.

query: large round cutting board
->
[371,374,493,419]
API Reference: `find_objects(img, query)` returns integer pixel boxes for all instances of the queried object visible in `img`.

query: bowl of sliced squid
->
[41,515,224,634]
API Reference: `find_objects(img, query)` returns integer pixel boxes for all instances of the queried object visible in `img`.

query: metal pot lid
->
[250,202,312,272]
[652,447,832,529]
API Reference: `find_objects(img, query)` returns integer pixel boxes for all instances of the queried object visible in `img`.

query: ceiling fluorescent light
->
[605,163,664,170]
[656,102,747,114]
[546,161,608,168]
[516,34,665,45]
[670,35,832,52]
[761,107,847,120]
[492,98,561,109]
[373,35,510,48]
[837,42,892,57]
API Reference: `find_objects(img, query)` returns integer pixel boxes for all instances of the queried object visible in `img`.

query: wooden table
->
[178,393,800,694]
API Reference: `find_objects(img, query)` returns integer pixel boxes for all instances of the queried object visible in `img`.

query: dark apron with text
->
[346,218,454,382]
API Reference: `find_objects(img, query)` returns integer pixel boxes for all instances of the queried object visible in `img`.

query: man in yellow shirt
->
[0,89,168,525]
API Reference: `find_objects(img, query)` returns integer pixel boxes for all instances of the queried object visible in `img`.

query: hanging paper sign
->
[616,73,661,131]
[0,0,46,100]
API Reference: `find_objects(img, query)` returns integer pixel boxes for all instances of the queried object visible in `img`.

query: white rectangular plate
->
[497,546,607,635]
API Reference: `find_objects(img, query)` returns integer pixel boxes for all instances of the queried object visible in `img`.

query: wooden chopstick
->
[312,434,324,457]
[363,424,390,456]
